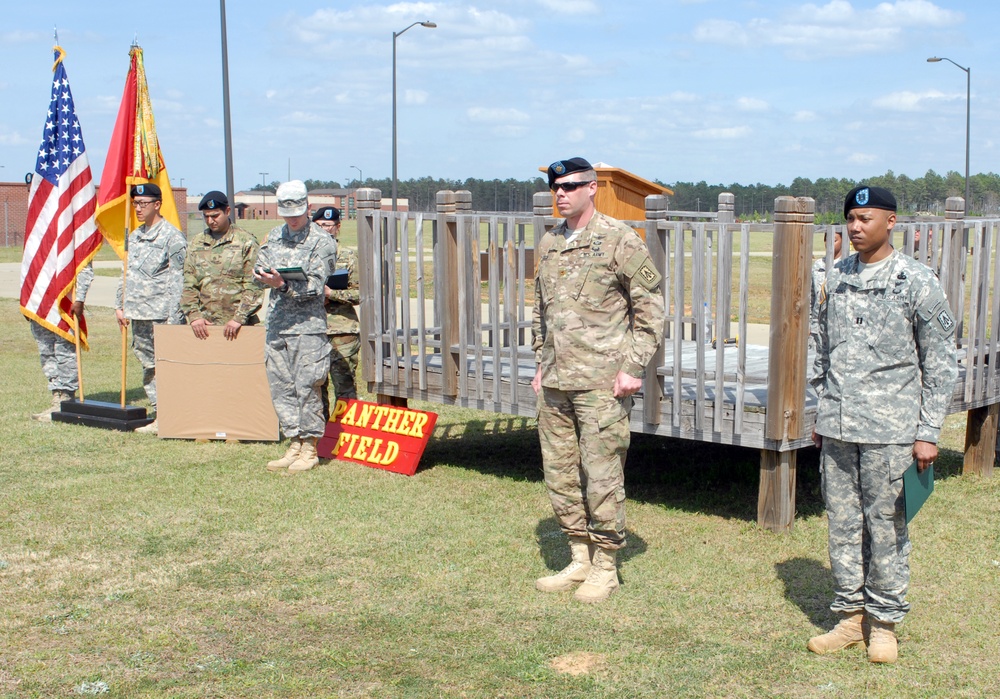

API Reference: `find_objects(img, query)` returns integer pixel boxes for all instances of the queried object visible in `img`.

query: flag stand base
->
[52,399,154,432]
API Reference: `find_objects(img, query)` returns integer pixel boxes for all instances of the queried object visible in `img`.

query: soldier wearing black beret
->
[180,188,262,343]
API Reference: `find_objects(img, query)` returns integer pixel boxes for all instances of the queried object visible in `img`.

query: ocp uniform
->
[181,224,262,326]
[324,245,361,407]
[532,212,664,549]
[812,249,957,623]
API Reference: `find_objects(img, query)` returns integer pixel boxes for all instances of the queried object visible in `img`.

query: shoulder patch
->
[937,308,955,334]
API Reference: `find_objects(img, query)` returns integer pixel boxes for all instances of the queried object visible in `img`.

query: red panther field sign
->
[317,399,437,476]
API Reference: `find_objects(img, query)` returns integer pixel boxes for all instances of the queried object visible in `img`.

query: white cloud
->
[692,126,751,139]
[737,97,769,112]
[467,107,530,123]
[0,126,27,146]
[566,128,586,143]
[873,89,948,111]
[538,0,600,15]
[793,110,818,122]
[848,152,878,164]
[284,111,325,124]
[693,0,963,56]
[404,89,428,105]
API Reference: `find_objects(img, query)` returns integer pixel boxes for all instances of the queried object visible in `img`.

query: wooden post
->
[717,192,735,224]
[436,190,459,397]
[964,403,998,478]
[944,196,966,330]
[759,196,814,533]
[643,194,667,425]
[454,190,472,212]
[356,188,381,385]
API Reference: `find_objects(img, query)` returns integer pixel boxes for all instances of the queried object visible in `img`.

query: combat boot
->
[32,389,72,422]
[867,619,898,663]
[288,437,319,473]
[807,612,865,654]
[536,536,593,592]
[135,419,158,435]
[573,547,619,603]
[267,438,302,472]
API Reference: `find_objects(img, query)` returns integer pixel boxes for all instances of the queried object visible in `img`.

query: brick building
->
[0,180,188,249]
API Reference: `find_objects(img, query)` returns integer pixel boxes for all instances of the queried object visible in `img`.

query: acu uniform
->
[812,249,957,624]
[116,217,187,409]
[256,221,338,442]
[533,210,664,552]
[324,245,361,405]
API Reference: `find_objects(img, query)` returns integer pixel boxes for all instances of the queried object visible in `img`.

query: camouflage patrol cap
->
[276,180,308,217]
[312,206,341,223]
[130,182,162,200]
[198,190,229,210]
[547,157,593,188]
[844,185,896,219]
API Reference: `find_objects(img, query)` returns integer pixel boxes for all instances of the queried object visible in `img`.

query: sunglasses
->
[551,180,594,193]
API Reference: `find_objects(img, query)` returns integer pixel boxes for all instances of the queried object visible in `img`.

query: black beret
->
[312,206,341,223]
[844,185,896,219]
[130,182,161,199]
[199,190,229,210]
[547,157,593,188]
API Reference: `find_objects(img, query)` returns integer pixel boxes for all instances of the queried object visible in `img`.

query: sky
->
[1,0,998,197]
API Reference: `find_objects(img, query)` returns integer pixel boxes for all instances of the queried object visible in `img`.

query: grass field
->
[1,296,998,697]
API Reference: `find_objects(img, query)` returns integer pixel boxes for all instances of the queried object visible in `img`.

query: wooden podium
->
[541,164,673,221]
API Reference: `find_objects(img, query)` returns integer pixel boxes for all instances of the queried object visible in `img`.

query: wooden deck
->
[354,188,1000,531]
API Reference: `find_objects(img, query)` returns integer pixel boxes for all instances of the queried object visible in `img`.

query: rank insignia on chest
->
[855,317,864,325]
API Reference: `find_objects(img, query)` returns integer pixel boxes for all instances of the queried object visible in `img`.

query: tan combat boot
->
[31,389,72,422]
[135,419,158,435]
[267,438,302,472]
[807,612,865,654]
[536,536,593,592]
[573,547,619,603]
[867,619,898,663]
[288,437,319,473]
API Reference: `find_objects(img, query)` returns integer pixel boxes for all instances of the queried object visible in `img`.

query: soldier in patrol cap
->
[531,157,665,603]
[181,190,263,341]
[313,205,361,414]
[115,182,188,435]
[808,184,957,663]
[254,181,338,473]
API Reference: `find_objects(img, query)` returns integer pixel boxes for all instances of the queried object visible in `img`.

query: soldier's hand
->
[223,319,242,341]
[613,371,642,398]
[115,309,129,329]
[812,429,822,449]
[913,440,938,473]
[531,365,542,394]
[71,300,85,319]
[190,318,211,340]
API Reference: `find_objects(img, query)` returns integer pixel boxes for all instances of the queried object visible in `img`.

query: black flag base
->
[52,399,155,431]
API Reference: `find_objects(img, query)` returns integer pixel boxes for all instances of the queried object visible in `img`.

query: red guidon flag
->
[94,44,180,258]
[20,46,101,348]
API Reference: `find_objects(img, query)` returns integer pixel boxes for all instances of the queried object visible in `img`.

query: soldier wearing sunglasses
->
[531,157,665,603]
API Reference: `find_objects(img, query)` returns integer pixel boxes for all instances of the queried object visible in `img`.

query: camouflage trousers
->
[130,319,163,409]
[537,387,631,550]
[820,438,912,623]
[30,320,79,393]
[265,333,331,440]
[322,333,360,419]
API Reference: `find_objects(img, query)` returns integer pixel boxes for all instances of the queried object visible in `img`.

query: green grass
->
[1,297,998,697]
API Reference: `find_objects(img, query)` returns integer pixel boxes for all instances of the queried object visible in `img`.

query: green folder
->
[275,266,307,281]
[903,461,934,523]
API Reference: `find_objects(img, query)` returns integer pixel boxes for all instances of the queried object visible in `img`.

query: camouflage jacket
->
[116,218,187,322]
[532,211,665,391]
[75,261,94,302]
[811,249,958,444]
[325,245,360,337]
[181,224,263,325]
[256,221,338,337]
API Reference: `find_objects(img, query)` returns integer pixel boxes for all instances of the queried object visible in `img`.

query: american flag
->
[20,47,101,347]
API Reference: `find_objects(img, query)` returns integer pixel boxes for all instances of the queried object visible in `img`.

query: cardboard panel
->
[154,325,279,441]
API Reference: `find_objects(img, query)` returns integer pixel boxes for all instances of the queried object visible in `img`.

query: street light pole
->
[350,165,362,186]
[259,171,268,220]
[927,56,971,212]
[392,20,436,212]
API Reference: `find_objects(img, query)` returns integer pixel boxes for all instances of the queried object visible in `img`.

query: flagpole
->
[120,202,131,408]
[70,278,85,401]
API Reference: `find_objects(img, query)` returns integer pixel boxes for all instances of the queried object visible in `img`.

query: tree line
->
[250,169,1000,220]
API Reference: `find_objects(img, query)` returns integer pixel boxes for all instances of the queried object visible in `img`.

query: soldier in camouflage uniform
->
[254,181,338,474]
[531,157,665,603]
[809,185,957,663]
[29,261,94,421]
[809,228,842,353]
[181,191,262,339]
[114,183,187,435]
[313,206,361,416]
